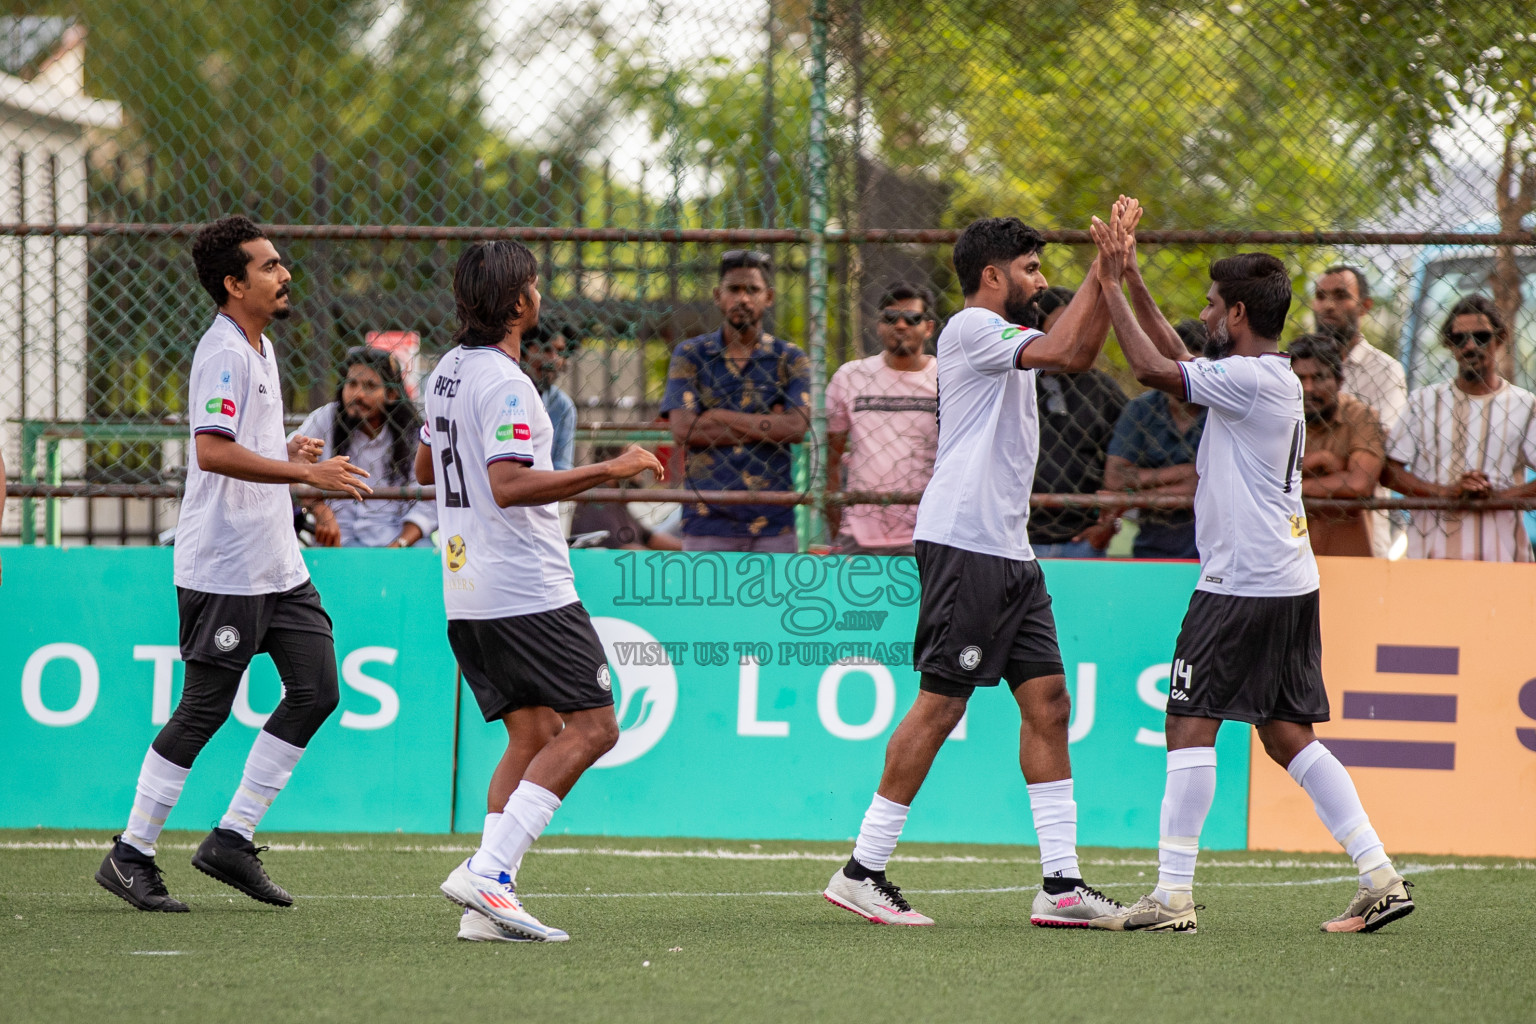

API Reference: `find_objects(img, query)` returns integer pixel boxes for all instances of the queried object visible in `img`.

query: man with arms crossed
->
[823,215,1123,928]
[419,241,662,942]
[1090,200,1413,934]
[95,216,371,912]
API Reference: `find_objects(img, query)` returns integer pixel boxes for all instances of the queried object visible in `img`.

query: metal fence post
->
[803,0,831,552]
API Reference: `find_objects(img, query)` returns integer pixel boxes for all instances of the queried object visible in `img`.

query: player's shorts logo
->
[214,626,240,652]
[596,664,612,691]
[446,535,467,573]
[591,617,677,769]
[958,645,982,671]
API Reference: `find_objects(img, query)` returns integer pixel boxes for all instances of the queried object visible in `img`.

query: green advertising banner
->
[3,548,1249,848]
[456,551,1252,849]
[0,548,458,833]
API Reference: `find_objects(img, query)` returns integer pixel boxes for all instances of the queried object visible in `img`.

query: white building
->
[0,18,121,542]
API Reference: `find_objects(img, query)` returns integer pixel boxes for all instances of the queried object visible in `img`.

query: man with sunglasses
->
[1384,295,1536,561]
[824,283,939,556]
[661,249,810,552]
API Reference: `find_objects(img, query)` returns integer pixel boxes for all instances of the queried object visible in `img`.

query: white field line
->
[11,840,1524,873]
[5,861,1530,902]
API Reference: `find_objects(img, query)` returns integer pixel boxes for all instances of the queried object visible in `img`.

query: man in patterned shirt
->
[661,250,811,552]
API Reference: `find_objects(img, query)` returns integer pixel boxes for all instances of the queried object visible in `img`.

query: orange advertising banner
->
[1247,557,1536,857]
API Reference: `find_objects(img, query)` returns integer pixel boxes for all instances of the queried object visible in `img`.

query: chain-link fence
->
[2,2,1534,557]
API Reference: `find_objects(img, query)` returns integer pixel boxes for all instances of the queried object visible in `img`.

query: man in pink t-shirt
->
[825,283,941,555]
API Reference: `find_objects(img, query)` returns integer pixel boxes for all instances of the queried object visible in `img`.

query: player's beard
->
[1003,278,1043,329]
[1204,316,1235,359]
[272,285,292,320]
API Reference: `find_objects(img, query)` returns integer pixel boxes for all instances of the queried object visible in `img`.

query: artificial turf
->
[3,829,1532,1023]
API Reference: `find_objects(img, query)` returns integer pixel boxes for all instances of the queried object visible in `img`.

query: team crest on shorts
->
[446,535,467,573]
[596,664,612,691]
[214,626,240,652]
[958,645,982,671]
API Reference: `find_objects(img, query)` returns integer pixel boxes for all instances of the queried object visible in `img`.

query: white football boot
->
[441,858,569,942]
[823,867,935,926]
[458,908,533,942]
[1030,880,1125,928]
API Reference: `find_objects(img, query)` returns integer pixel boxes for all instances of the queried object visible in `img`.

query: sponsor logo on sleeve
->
[205,397,236,416]
[512,423,531,441]
[1000,326,1028,340]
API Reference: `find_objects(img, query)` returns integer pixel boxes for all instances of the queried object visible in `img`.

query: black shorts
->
[448,601,616,721]
[177,579,333,671]
[1168,589,1328,725]
[912,541,1064,696]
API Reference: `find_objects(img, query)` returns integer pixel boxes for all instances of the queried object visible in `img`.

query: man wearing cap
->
[661,249,811,552]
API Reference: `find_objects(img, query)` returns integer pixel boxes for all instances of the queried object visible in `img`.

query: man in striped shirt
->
[1385,295,1536,561]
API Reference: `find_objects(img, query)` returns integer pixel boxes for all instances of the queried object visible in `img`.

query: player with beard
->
[823,214,1126,929]
[420,241,664,942]
[96,216,372,912]
[1089,199,1413,934]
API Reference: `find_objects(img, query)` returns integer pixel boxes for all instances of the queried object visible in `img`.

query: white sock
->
[123,748,191,857]
[1154,746,1217,909]
[1287,740,1394,887]
[469,781,561,879]
[851,793,909,872]
[219,730,305,841]
[1026,779,1080,878]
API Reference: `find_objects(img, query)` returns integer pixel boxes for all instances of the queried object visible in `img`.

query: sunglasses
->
[880,309,931,326]
[1448,330,1495,347]
[720,249,772,270]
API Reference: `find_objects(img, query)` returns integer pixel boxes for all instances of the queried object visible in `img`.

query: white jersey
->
[913,306,1045,561]
[1179,354,1320,597]
[174,313,309,595]
[421,345,579,620]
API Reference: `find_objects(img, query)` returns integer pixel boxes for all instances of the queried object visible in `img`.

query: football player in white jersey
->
[1090,199,1413,935]
[418,241,663,942]
[824,215,1128,929]
[95,216,372,914]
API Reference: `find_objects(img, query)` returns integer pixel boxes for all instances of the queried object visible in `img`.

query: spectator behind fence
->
[293,346,434,548]
[1289,333,1384,557]
[1313,265,1407,557]
[661,249,811,552]
[824,282,939,556]
[569,446,683,551]
[1028,287,1128,557]
[1384,295,1536,561]
[523,324,576,471]
[1104,318,1206,559]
